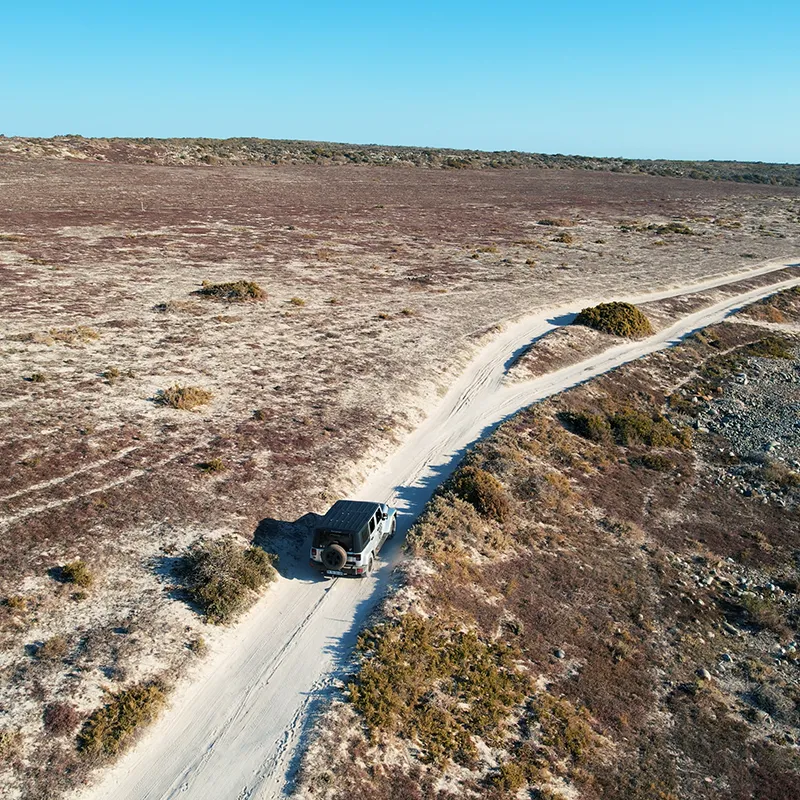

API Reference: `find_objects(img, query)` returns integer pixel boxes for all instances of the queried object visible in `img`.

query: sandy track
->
[78,257,799,800]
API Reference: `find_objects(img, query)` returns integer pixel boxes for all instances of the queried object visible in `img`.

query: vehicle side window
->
[368,516,376,534]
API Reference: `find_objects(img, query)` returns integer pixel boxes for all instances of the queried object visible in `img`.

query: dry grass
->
[197,280,266,301]
[155,384,213,410]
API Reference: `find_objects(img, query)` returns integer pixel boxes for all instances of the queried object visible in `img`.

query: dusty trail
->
[78,257,800,800]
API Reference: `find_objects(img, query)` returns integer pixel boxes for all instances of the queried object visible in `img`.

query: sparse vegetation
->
[552,231,573,244]
[348,614,528,766]
[78,680,168,759]
[449,465,510,522]
[657,221,695,235]
[196,458,226,474]
[59,560,94,588]
[43,702,81,736]
[538,218,573,227]
[155,384,213,410]
[178,535,277,624]
[197,280,266,301]
[289,296,305,306]
[36,635,69,661]
[573,301,654,338]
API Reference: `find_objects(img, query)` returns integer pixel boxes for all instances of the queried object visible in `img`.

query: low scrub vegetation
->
[448,466,510,522]
[78,680,167,759]
[58,560,94,588]
[573,301,654,338]
[43,702,81,736]
[348,614,528,766]
[178,535,277,624]
[156,384,213,410]
[197,279,266,301]
[306,316,800,800]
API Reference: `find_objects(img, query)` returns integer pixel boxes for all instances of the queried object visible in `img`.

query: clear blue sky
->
[2,1,798,162]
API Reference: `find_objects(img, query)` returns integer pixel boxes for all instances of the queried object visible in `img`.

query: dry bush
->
[0,728,22,758]
[178,535,277,624]
[16,326,99,346]
[78,680,167,759]
[196,458,226,474]
[197,279,266,301]
[573,302,654,338]
[36,635,69,661]
[552,231,574,244]
[59,560,94,587]
[153,299,204,314]
[289,296,305,306]
[43,702,81,736]
[156,384,213,410]
[538,218,574,227]
[448,466,510,522]
[656,221,695,235]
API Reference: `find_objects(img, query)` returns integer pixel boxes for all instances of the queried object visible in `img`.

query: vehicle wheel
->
[321,544,347,571]
[388,518,397,539]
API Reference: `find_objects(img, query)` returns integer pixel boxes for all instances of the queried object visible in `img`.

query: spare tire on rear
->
[322,544,347,571]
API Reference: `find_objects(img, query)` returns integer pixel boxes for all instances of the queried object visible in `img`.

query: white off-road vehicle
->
[309,499,397,577]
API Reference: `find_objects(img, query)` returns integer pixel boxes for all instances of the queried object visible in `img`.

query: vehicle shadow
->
[253,512,322,582]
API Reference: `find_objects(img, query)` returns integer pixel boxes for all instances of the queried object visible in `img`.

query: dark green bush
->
[573,302,654,338]
[449,466,510,522]
[610,409,691,449]
[179,535,277,624]
[559,411,612,443]
[630,453,675,471]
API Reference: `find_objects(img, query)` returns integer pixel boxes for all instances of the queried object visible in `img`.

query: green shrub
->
[573,302,654,338]
[348,615,528,765]
[60,560,94,588]
[492,760,527,791]
[610,409,691,448]
[78,680,167,759]
[179,535,277,624]
[746,335,793,360]
[198,280,266,301]
[196,458,226,474]
[559,411,612,443]
[531,692,594,761]
[156,385,213,410]
[449,466,510,522]
[630,453,674,471]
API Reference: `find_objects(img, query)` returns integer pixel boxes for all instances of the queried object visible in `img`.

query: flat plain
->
[0,150,799,798]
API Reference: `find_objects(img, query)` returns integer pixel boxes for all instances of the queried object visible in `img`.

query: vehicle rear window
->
[313,529,354,551]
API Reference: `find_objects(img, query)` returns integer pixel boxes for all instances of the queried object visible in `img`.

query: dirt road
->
[78,257,800,800]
